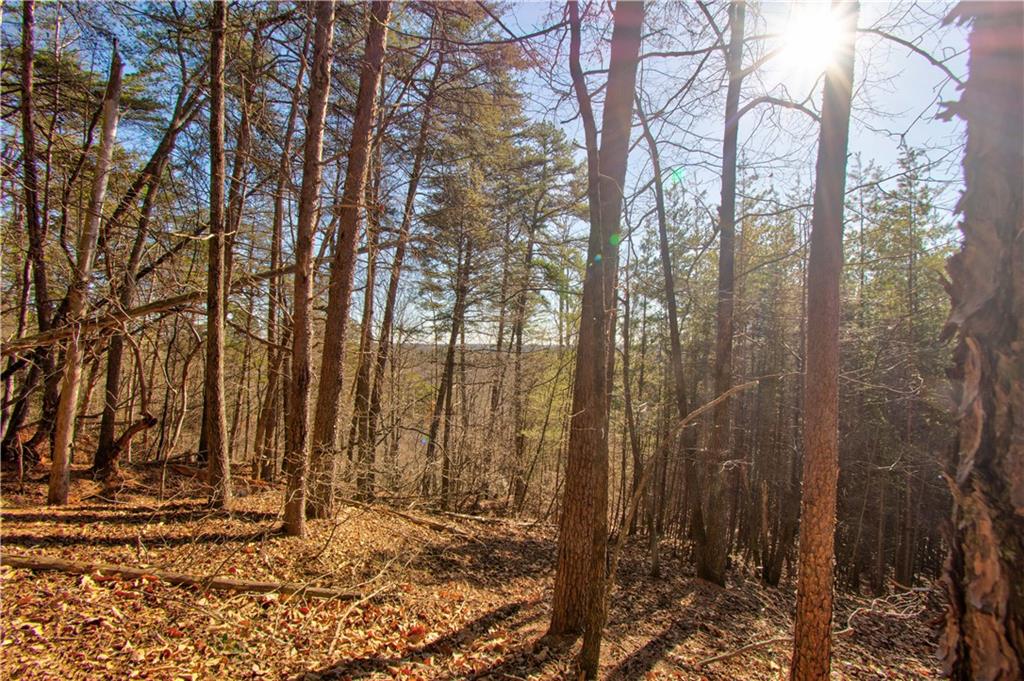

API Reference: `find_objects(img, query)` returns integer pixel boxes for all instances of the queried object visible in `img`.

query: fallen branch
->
[0,553,360,600]
[695,626,857,668]
[342,499,472,537]
[695,636,791,667]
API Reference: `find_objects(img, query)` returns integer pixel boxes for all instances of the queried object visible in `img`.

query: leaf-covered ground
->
[1,465,939,680]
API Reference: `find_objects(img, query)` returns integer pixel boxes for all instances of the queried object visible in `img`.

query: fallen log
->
[0,553,360,600]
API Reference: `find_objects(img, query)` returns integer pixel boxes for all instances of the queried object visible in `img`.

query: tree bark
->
[11,0,53,468]
[938,3,1024,679]
[548,4,644,679]
[699,0,745,587]
[309,1,391,519]
[203,0,232,509]
[48,45,123,505]
[285,0,337,537]
[789,2,858,679]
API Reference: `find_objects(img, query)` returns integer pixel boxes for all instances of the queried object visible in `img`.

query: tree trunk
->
[699,0,745,586]
[350,123,384,499]
[285,0,337,537]
[364,50,444,493]
[95,89,195,478]
[253,26,308,483]
[309,1,391,519]
[938,3,1024,679]
[548,4,644,680]
[789,2,858,679]
[12,0,53,468]
[203,0,232,508]
[424,244,471,501]
[47,46,123,505]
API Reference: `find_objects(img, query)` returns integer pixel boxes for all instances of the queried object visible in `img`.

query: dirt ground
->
[0,464,939,680]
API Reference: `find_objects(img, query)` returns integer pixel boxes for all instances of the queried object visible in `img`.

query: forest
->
[0,0,1021,679]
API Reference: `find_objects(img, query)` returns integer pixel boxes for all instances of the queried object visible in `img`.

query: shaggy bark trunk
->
[938,3,1024,679]
[789,2,858,679]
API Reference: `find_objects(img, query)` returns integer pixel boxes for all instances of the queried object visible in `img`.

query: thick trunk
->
[309,1,391,519]
[789,2,858,679]
[285,0,337,537]
[48,46,123,505]
[16,0,54,467]
[549,4,644,680]
[938,3,1024,679]
[203,0,232,508]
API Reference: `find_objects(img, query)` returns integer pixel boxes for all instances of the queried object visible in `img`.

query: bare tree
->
[285,0,337,537]
[309,0,392,519]
[204,0,232,508]
[48,45,123,505]
[790,2,859,679]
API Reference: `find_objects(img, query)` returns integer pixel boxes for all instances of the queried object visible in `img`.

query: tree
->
[547,2,644,677]
[790,2,859,679]
[309,0,392,519]
[203,0,232,508]
[938,2,1024,678]
[285,0,337,537]
[693,0,746,587]
[48,44,123,505]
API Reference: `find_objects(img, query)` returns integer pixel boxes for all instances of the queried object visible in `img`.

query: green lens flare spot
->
[668,167,686,185]
[593,254,603,264]
[609,233,622,247]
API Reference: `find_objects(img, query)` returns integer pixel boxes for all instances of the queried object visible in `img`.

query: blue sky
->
[500,1,968,217]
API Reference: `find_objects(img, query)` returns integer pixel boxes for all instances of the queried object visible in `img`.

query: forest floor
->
[1,463,940,680]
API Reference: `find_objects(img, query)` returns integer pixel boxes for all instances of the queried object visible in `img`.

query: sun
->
[779,5,845,83]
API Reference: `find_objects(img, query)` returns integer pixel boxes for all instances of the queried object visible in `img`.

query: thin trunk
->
[424,243,471,500]
[95,92,194,476]
[253,28,308,482]
[47,46,123,505]
[699,0,745,586]
[365,50,444,486]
